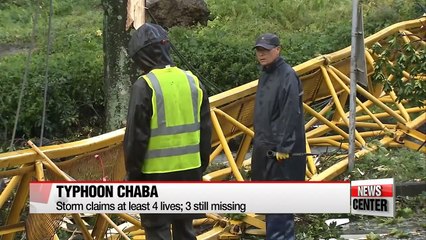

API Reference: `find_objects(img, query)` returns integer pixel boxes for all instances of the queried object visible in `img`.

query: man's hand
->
[276,152,290,161]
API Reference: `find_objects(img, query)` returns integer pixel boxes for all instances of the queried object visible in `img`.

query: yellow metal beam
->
[309,130,387,142]
[389,91,411,121]
[0,222,25,236]
[330,66,408,124]
[305,139,317,175]
[0,165,33,178]
[72,214,94,240]
[127,229,145,237]
[305,166,313,179]
[332,91,348,122]
[235,134,253,168]
[304,103,363,148]
[3,173,31,240]
[307,138,349,150]
[35,161,45,181]
[402,30,426,47]
[305,103,332,131]
[28,141,130,240]
[390,140,426,153]
[0,175,20,209]
[243,214,266,230]
[203,167,232,181]
[210,144,224,163]
[399,30,411,44]
[355,107,422,121]
[334,122,395,130]
[396,122,426,142]
[0,128,125,168]
[196,226,226,240]
[209,81,257,108]
[91,215,109,240]
[327,68,387,130]
[310,137,394,181]
[306,124,333,139]
[118,213,142,229]
[210,110,244,181]
[326,17,426,63]
[407,112,426,129]
[320,66,349,125]
[213,108,254,138]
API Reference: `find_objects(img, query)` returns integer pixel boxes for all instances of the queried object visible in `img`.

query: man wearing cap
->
[251,33,306,239]
[124,23,212,240]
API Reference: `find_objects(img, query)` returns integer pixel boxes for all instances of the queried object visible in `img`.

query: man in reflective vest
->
[124,23,212,240]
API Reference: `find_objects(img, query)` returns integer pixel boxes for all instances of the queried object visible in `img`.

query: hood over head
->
[128,23,173,73]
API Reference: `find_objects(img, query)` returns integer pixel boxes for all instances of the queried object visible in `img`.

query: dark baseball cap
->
[128,23,168,58]
[253,33,280,50]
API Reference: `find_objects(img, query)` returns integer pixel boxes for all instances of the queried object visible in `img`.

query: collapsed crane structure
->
[0,16,425,240]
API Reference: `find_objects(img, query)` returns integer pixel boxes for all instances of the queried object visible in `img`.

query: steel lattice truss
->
[0,17,425,240]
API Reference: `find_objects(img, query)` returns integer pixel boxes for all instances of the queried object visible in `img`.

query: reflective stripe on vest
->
[142,67,202,174]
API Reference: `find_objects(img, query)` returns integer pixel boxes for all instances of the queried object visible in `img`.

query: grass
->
[0,0,102,44]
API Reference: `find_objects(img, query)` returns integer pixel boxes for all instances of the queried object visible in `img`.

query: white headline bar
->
[30,182,350,214]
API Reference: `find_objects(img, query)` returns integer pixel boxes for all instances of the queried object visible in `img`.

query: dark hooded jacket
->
[251,56,306,181]
[124,23,211,182]
[123,25,212,222]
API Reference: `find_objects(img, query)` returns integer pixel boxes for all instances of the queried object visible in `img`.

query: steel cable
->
[9,1,40,149]
[40,0,54,146]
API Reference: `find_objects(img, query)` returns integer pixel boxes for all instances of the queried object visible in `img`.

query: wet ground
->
[337,214,426,240]
[0,44,28,58]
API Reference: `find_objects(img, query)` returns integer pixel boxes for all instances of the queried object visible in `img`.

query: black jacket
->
[123,68,212,182]
[251,57,306,181]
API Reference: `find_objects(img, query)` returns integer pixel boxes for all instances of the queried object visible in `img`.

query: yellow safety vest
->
[141,67,203,174]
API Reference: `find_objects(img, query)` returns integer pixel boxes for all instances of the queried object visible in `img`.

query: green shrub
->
[0,0,104,146]
[372,34,426,107]
[363,0,425,35]
[350,147,426,182]
[170,0,421,93]
[0,1,33,44]
[170,27,258,92]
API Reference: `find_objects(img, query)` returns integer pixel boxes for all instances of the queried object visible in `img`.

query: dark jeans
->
[141,216,196,240]
[266,214,295,240]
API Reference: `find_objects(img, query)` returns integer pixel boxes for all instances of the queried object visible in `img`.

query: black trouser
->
[252,143,296,240]
[266,214,295,240]
[141,215,196,240]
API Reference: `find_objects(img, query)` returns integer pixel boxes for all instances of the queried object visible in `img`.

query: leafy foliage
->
[169,0,422,93]
[169,27,258,92]
[295,214,343,239]
[363,0,425,35]
[0,0,33,44]
[170,0,357,91]
[372,34,426,107]
[348,147,426,182]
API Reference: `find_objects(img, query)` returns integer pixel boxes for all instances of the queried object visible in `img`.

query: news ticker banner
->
[30,182,349,214]
[29,179,394,217]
